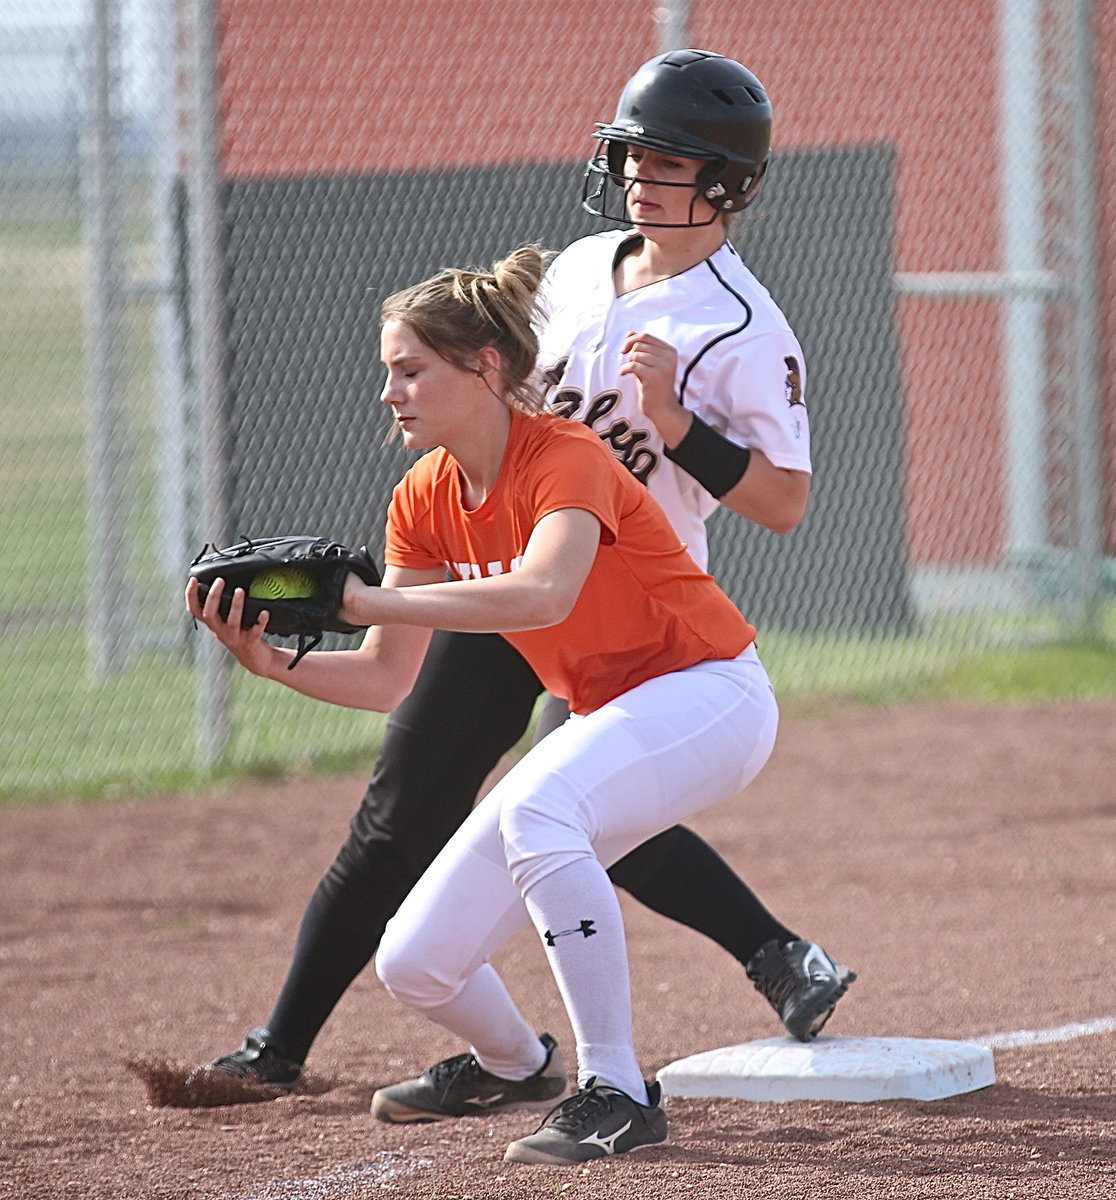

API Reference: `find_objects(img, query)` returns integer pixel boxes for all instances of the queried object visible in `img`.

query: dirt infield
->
[3,701,1114,1199]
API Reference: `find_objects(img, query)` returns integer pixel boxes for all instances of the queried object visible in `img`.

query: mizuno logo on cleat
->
[544,920,597,946]
[579,1119,632,1155]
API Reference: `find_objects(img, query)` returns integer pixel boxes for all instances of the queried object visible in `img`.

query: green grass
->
[0,627,390,805]
[760,603,1116,712]
[772,634,1116,717]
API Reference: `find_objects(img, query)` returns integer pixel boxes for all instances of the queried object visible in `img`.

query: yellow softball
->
[247,567,318,601]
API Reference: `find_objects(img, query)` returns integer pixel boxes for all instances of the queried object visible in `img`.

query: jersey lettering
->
[449,556,524,580]
[549,387,583,420]
[540,357,570,390]
[546,384,660,485]
[599,418,656,483]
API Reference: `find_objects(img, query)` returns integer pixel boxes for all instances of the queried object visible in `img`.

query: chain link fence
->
[2,0,1112,799]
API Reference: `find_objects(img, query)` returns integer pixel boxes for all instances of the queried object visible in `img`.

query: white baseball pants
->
[376,647,778,1100]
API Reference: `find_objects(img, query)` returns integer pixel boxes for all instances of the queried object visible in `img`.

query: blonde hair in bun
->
[381,245,555,415]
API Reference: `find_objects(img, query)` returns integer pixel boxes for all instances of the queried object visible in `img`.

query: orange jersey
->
[384,412,755,715]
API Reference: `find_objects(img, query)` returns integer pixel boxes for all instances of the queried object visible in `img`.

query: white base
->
[656,1036,996,1103]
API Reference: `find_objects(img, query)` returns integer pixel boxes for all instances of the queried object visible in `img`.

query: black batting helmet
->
[582,49,772,227]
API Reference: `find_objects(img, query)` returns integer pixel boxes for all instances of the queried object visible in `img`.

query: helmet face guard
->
[580,139,767,228]
[580,49,772,229]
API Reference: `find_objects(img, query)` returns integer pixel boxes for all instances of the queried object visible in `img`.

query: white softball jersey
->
[538,229,811,570]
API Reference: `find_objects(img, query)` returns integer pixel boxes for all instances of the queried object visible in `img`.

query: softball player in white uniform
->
[540,229,810,573]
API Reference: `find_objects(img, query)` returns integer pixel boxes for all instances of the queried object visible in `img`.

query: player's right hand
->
[620,330,689,443]
[185,575,278,676]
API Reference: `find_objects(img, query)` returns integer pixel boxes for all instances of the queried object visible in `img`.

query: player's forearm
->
[344,510,598,634]
[258,631,428,712]
[643,392,693,448]
[719,451,810,533]
[258,651,407,710]
[343,573,575,634]
[660,414,808,533]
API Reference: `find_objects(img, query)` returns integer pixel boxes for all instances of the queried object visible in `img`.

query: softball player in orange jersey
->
[190,245,781,1164]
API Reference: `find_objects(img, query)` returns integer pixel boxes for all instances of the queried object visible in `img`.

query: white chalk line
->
[231,1151,435,1200]
[971,1013,1116,1050]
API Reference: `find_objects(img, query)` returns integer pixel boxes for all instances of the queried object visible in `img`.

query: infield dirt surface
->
[3,700,1114,1199]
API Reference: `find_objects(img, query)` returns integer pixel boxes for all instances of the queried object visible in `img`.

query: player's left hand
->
[619,331,686,434]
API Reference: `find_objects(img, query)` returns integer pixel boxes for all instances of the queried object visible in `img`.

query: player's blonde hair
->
[380,244,555,415]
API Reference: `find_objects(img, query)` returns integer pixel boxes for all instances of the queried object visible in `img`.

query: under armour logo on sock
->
[544,920,597,946]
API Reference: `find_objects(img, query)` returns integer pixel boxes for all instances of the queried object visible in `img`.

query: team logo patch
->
[784,356,804,407]
[544,920,597,946]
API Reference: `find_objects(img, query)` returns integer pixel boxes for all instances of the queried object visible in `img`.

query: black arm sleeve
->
[663,413,751,499]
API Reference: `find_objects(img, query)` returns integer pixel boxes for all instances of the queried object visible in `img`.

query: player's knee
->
[498,794,592,895]
[375,931,456,1009]
[376,931,436,1008]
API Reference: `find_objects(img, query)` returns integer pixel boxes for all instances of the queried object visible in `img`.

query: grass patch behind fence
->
[771,631,1116,715]
[3,623,1114,807]
[1,627,389,805]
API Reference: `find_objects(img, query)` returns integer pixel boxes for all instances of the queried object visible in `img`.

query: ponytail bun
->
[381,244,556,414]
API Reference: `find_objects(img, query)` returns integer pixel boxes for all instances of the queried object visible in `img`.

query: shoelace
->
[429,1052,485,1097]
[544,1083,618,1132]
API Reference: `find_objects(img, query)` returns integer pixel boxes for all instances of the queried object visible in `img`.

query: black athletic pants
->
[266,630,795,1063]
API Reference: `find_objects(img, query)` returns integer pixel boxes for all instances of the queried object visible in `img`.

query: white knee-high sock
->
[522,857,648,1102]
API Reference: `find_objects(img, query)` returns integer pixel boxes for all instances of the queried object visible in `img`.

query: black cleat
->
[746,939,857,1041]
[187,1027,302,1092]
[504,1078,668,1165]
[371,1033,566,1123]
